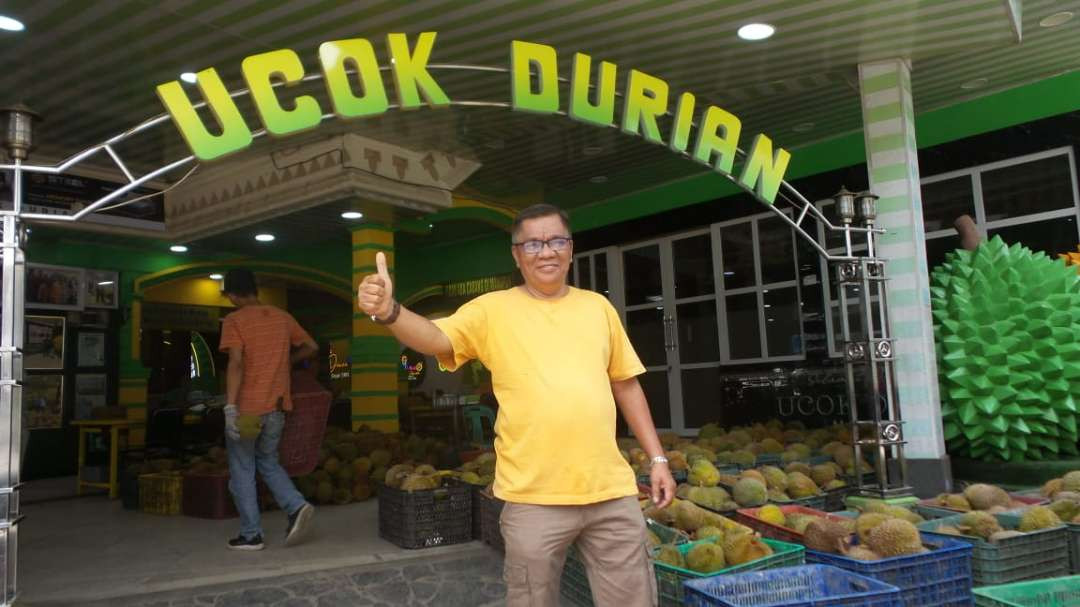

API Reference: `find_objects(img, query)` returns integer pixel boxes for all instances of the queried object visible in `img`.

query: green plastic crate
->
[653,538,805,607]
[1068,523,1080,575]
[973,575,1080,606]
[919,512,1069,586]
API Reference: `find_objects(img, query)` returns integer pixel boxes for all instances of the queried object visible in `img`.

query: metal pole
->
[0,159,23,605]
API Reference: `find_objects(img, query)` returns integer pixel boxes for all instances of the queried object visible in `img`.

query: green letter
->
[320,38,389,119]
[387,32,450,109]
[510,40,558,114]
[669,92,695,154]
[568,53,615,126]
[241,49,322,136]
[156,68,252,162]
[692,105,742,175]
[739,133,791,204]
[621,69,668,144]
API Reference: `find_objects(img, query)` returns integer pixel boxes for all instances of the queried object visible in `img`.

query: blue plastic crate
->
[683,564,903,607]
[805,535,974,607]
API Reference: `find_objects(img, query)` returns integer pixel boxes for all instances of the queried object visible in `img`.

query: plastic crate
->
[138,472,184,515]
[653,538,806,607]
[278,372,332,477]
[919,513,1069,586]
[637,469,689,485]
[683,564,904,607]
[736,505,854,544]
[805,535,974,607]
[182,472,237,519]
[645,519,691,545]
[1068,523,1080,574]
[973,575,1080,606]
[825,485,858,512]
[477,487,504,552]
[377,478,472,549]
[916,495,1048,521]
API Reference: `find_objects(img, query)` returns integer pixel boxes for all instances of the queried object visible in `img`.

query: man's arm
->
[225,346,243,405]
[357,252,453,357]
[290,338,318,364]
[611,376,675,508]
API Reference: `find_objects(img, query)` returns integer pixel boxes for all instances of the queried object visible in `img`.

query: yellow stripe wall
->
[350,225,400,433]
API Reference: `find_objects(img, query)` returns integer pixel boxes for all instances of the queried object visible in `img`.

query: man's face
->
[511,214,573,289]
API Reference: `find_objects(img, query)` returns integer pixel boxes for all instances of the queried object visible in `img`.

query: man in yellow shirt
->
[358,204,674,607]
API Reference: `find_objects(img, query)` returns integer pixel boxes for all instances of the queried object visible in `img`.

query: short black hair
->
[511,203,571,238]
[223,269,257,296]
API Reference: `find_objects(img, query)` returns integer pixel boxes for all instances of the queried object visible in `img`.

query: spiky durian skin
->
[931,237,1080,461]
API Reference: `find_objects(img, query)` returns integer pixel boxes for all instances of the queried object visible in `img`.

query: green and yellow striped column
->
[350,224,400,433]
[858,58,946,461]
[119,283,149,446]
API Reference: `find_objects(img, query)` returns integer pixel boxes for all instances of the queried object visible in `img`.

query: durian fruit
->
[824,479,847,491]
[785,462,813,477]
[1043,478,1065,498]
[316,480,334,504]
[932,237,1080,461]
[352,483,372,502]
[786,472,821,499]
[655,544,684,568]
[883,505,923,525]
[759,466,788,491]
[1064,471,1080,493]
[400,473,440,492]
[683,486,733,511]
[674,500,708,532]
[694,525,724,542]
[384,463,415,488]
[646,530,662,547]
[730,450,757,467]
[1048,499,1079,522]
[811,464,836,487]
[688,460,721,487]
[959,511,1003,540]
[866,519,924,557]
[856,513,891,545]
[941,494,972,512]
[1018,505,1063,532]
[332,487,353,505]
[934,525,964,537]
[757,504,786,526]
[723,532,774,566]
[740,469,767,485]
[786,514,816,534]
[842,544,881,561]
[732,478,768,507]
[963,484,1011,511]
[804,519,850,554]
[685,542,726,573]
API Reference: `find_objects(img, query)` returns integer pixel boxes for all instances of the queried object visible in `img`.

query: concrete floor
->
[16,493,489,606]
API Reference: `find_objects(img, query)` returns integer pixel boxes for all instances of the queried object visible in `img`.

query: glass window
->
[725,293,761,359]
[623,245,662,306]
[638,371,671,429]
[758,216,796,284]
[925,236,961,273]
[672,234,714,298]
[578,257,592,291]
[626,307,667,367]
[763,287,801,356]
[720,224,755,289]
[982,155,1075,221]
[988,215,1079,259]
[681,367,723,429]
[594,253,609,297]
[676,300,720,364]
[922,176,975,232]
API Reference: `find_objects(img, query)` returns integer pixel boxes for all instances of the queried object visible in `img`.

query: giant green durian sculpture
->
[931,236,1080,461]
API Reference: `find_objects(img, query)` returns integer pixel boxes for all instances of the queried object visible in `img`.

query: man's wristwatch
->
[650,455,669,467]
[372,300,401,325]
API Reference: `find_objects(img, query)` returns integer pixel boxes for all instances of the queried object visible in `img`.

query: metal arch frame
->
[0,61,908,604]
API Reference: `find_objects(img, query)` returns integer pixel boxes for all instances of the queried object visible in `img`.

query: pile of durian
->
[805,502,928,561]
[929,483,1036,513]
[752,504,854,536]
[934,506,1063,541]
[1037,471,1080,524]
[668,458,846,510]
[644,499,775,574]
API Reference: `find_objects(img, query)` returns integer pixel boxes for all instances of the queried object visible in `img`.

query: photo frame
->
[77,332,106,368]
[25,315,65,370]
[24,374,63,430]
[84,270,118,309]
[79,309,110,328]
[74,373,107,420]
[27,263,85,311]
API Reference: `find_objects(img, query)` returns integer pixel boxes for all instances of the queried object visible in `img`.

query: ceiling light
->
[341,211,364,219]
[583,145,604,156]
[960,77,989,90]
[209,273,223,280]
[180,72,198,84]
[737,23,775,41]
[1040,11,1074,27]
[764,304,772,308]
[0,15,25,32]
[170,245,188,253]
[792,122,815,133]
[255,233,275,242]
[723,271,735,276]
[96,281,114,286]
[590,175,608,183]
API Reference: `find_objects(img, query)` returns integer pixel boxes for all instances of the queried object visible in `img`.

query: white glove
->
[224,404,240,441]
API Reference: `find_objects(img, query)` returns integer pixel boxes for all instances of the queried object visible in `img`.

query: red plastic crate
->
[736,505,854,544]
[279,371,332,477]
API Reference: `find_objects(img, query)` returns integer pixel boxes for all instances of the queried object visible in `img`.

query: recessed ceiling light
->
[209,273,223,280]
[960,77,989,90]
[0,15,25,32]
[96,281,114,286]
[737,23,775,41]
[170,245,188,253]
[1040,11,1074,27]
[792,122,815,133]
[723,271,735,276]
[590,175,608,183]
[341,211,364,220]
[254,233,275,242]
[180,72,198,84]
[583,145,604,156]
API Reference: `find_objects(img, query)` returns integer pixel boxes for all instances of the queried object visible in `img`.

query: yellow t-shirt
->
[433,286,645,505]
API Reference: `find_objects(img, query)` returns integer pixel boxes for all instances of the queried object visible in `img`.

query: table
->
[72,419,138,499]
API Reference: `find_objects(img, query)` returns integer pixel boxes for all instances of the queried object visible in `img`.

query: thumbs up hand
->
[358,252,395,320]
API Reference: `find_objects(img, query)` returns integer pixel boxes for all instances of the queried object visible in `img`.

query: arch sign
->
[156,33,791,203]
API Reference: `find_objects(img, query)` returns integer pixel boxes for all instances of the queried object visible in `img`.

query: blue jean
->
[227,410,306,539]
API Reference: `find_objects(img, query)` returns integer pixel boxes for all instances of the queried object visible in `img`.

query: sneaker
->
[285,502,314,547]
[226,534,264,551]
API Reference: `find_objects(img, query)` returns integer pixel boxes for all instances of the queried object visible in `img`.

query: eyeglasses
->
[512,237,572,255]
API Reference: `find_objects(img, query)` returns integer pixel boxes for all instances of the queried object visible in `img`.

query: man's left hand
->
[650,462,675,508]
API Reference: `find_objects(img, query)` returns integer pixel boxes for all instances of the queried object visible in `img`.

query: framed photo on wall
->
[27,263,85,311]
[24,374,63,430]
[77,332,106,368]
[84,270,119,309]
[25,315,65,370]
[74,373,107,420]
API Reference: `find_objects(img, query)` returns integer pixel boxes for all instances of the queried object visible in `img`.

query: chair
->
[462,405,496,446]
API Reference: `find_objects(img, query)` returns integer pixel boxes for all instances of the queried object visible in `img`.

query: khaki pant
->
[500,496,656,607]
